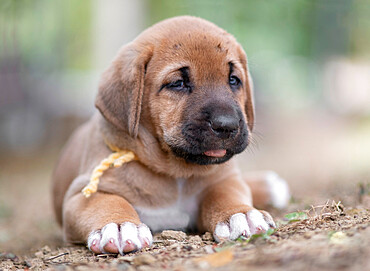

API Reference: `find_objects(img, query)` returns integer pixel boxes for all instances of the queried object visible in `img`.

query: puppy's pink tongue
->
[203,149,226,158]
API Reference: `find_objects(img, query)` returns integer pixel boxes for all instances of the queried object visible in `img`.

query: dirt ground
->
[1,111,370,270]
[1,194,369,271]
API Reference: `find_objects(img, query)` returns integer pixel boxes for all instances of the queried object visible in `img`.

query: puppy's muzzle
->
[205,101,241,140]
[170,98,248,165]
[209,113,241,140]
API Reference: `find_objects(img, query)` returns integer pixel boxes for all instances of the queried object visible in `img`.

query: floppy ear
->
[95,43,153,137]
[237,46,255,131]
[244,70,255,131]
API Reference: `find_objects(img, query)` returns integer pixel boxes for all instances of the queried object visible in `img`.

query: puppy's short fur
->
[52,16,288,254]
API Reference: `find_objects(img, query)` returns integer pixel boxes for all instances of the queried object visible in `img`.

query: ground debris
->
[201,232,213,241]
[2,202,369,271]
[159,230,187,241]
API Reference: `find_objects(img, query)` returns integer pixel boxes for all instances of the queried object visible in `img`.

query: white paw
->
[213,210,275,242]
[265,171,290,209]
[87,222,153,254]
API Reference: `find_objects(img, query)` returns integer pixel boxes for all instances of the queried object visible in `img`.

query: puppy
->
[52,16,289,254]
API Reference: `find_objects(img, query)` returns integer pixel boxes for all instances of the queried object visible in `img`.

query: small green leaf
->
[214,242,235,252]
[236,235,248,242]
[265,228,275,236]
[247,233,264,242]
[246,228,276,243]
[284,212,308,222]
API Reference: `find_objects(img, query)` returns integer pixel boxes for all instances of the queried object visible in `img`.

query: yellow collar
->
[81,142,136,198]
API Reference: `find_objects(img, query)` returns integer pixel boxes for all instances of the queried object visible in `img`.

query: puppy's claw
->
[142,237,150,248]
[260,210,276,228]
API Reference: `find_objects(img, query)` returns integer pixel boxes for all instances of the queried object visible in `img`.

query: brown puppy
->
[52,16,289,254]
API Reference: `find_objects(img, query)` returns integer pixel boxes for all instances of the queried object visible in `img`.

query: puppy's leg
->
[63,192,152,254]
[199,179,275,242]
[244,171,290,209]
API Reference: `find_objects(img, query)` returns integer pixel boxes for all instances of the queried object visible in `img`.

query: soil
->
[1,201,369,271]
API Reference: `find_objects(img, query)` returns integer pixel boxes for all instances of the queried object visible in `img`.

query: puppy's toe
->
[213,209,275,242]
[119,222,153,253]
[101,223,120,253]
[88,223,119,254]
[138,223,153,248]
[214,222,231,242]
[246,209,271,235]
[229,213,251,240]
[214,213,251,242]
[87,222,153,255]
[120,222,142,253]
[103,239,119,253]
[87,231,102,254]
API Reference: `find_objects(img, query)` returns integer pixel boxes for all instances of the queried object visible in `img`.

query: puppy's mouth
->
[167,122,249,165]
[170,146,235,165]
[203,149,227,158]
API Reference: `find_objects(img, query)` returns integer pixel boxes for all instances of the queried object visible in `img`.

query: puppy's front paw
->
[87,222,153,254]
[213,210,275,242]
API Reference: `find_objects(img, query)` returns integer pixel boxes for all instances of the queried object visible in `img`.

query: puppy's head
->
[96,16,254,166]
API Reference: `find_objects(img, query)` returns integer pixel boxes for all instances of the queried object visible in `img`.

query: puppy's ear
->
[95,43,153,137]
[244,71,255,131]
[237,46,255,131]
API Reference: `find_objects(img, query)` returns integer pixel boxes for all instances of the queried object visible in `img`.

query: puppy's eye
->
[169,80,184,89]
[229,75,241,89]
[166,80,191,92]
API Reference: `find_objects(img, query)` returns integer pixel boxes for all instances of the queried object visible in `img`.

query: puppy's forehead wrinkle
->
[158,63,189,82]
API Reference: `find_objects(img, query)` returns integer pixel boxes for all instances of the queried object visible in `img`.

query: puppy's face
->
[144,27,252,165]
[96,17,254,166]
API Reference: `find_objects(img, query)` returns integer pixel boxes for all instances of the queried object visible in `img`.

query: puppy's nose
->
[210,114,240,139]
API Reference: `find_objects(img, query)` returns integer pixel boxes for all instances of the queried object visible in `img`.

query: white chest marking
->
[134,178,199,232]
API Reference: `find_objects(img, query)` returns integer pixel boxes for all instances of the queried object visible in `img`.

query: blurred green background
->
[0,0,370,253]
[1,0,370,151]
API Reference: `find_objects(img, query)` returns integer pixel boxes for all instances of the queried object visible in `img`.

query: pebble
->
[330,231,348,245]
[160,230,187,241]
[41,245,51,253]
[203,245,215,254]
[35,251,44,258]
[188,235,203,244]
[118,255,134,262]
[0,252,18,261]
[201,232,213,241]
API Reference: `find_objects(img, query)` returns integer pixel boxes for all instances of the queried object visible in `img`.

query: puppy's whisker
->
[246,143,259,155]
[245,130,262,155]
[251,130,264,142]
